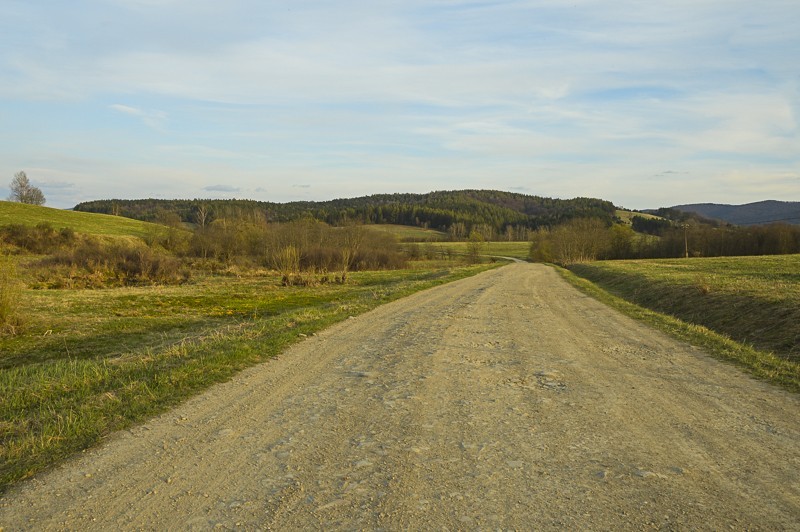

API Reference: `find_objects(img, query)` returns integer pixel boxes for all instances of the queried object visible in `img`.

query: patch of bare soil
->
[2,264,798,530]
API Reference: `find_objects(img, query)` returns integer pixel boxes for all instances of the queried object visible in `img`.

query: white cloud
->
[0,1,798,208]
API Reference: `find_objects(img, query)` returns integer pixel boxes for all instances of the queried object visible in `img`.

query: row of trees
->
[634,223,800,259]
[530,218,800,265]
[1,218,410,288]
[133,214,410,284]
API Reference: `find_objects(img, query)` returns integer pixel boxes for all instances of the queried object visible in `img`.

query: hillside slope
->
[0,201,169,239]
[672,200,800,226]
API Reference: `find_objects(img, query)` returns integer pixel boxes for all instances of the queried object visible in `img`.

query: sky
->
[1,0,798,210]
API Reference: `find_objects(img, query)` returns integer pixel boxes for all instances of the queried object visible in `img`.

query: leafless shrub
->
[41,237,188,287]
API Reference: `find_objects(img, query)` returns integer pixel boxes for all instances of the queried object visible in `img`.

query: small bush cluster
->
[38,239,189,288]
[0,222,190,288]
[0,223,76,254]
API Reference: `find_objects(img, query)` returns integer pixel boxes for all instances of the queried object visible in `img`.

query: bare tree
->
[8,171,45,205]
[194,203,211,229]
[448,222,467,241]
[338,225,365,283]
[551,218,610,264]
[466,230,485,263]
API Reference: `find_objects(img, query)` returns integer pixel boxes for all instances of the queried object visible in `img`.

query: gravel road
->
[2,263,798,530]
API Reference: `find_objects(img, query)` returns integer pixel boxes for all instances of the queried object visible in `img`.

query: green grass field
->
[566,255,800,390]
[615,209,662,224]
[365,224,535,260]
[0,262,498,494]
[365,224,448,241]
[0,201,170,239]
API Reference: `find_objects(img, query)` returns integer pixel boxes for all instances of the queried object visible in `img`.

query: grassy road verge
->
[1,262,498,493]
[557,257,800,393]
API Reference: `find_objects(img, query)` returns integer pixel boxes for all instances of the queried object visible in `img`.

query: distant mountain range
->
[671,200,800,226]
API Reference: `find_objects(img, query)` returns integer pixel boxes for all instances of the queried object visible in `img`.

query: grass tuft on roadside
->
[0,254,23,335]
[555,263,800,394]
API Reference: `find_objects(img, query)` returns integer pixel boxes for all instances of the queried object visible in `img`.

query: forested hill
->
[74,190,616,234]
[672,200,800,226]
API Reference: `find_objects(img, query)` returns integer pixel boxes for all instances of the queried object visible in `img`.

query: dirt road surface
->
[2,263,798,530]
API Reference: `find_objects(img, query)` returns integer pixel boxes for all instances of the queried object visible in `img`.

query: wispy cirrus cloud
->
[203,184,239,193]
[109,104,167,130]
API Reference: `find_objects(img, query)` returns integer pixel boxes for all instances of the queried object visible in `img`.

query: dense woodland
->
[74,190,617,238]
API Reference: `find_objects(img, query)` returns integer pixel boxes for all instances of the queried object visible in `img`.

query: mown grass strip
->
[0,262,500,494]
[554,265,800,394]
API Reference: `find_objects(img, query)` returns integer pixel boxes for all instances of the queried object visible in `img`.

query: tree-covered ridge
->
[74,190,617,234]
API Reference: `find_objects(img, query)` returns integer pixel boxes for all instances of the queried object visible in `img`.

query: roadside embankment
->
[565,255,800,391]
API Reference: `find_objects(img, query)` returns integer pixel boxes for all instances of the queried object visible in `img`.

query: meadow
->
[0,200,171,239]
[406,240,531,260]
[365,223,448,242]
[614,208,662,224]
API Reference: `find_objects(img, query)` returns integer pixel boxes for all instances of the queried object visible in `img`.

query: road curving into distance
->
[2,263,798,529]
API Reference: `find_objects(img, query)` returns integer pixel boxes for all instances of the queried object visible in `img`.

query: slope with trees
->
[74,190,617,238]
